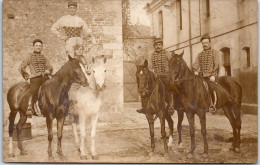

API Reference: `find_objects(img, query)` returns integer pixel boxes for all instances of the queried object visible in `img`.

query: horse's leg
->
[56,116,65,157]
[46,116,54,157]
[198,112,208,158]
[165,112,174,149]
[158,112,168,156]
[233,104,242,153]
[8,110,18,157]
[71,123,79,151]
[90,113,99,160]
[177,110,184,150]
[17,111,28,155]
[79,115,87,160]
[186,112,195,158]
[146,114,155,156]
[222,104,239,152]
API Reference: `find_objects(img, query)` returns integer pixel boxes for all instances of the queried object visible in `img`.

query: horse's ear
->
[144,60,148,68]
[179,50,184,58]
[92,57,95,63]
[103,56,107,64]
[68,55,73,61]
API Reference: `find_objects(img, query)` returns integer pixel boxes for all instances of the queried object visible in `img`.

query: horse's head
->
[89,56,107,91]
[135,60,153,97]
[168,50,185,88]
[68,55,89,87]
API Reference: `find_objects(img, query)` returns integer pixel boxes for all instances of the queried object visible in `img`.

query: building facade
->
[145,0,258,105]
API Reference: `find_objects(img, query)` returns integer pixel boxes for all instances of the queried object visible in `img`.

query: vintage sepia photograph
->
[2,0,258,163]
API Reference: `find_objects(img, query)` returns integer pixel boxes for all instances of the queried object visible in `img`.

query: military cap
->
[33,39,43,45]
[154,38,163,45]
[68,1,77,7]
[200,34,211,42]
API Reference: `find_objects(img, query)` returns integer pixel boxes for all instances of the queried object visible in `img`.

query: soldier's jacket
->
[193,48,220,78]
[148,50,171,76]
[20,52,53,79]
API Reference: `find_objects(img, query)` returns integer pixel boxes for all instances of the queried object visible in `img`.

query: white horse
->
[69,56,107,160]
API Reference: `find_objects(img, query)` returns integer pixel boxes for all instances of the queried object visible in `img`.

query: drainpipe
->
[188,0,193,67]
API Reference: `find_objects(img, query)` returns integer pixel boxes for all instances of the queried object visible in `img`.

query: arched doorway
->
[220,47,231,76]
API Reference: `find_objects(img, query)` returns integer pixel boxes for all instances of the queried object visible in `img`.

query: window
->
[158,10,163,38]
[176,0,182,30]
[242,47,250,67]
[206,0,210,17]
[220,47,231,76]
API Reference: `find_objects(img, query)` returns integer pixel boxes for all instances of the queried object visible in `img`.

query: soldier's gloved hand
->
[22,72,29,80]
[194,72,199,76]
[210,76,215,82]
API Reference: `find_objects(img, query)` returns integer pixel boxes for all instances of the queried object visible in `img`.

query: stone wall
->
[3,0,123,120]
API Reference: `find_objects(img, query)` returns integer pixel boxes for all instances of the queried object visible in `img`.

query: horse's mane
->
[53,60,71,79]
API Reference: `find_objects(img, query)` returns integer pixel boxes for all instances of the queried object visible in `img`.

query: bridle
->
[137,68,154,99]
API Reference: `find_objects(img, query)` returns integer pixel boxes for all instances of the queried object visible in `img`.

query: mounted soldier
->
[192,34,220,112]
[20,39,53,117]
[136,38,175,115]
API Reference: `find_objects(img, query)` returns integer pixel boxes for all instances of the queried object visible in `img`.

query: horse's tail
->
[7,84,23,137]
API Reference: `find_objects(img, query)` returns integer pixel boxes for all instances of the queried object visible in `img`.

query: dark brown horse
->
[7,56,88,159]
[168,51,242,158]
[136,60,174,157]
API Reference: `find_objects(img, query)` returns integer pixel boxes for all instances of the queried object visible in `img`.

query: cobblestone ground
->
[3,103,258,163]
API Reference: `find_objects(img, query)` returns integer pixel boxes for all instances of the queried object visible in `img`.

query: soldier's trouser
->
[27,75,49,109]
[65,37,84,58]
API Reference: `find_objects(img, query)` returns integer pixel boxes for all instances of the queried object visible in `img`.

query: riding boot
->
[168,93,175,115]
[26,97,33,118]
[136,97,147,114]
[209,91,217,113]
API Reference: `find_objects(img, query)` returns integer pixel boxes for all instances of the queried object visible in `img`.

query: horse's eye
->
[104,70,106,72]
[93,70,95,73]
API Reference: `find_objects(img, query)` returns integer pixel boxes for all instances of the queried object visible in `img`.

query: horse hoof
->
[186,153,193,159]
[59,155,67,162]
[148,152,154,157]
[78,148,81,153]
[164,153,170,158]
[56,151,63,157]
[80,155,88,160]
[92,155,99,160]
[229,146,234,151]
[234,147,241,153]
[8,153,15,157]
[201,152,208,159]
[48,156,55,162]
[20,150,28,155]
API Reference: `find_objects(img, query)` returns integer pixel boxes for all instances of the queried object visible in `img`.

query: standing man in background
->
[51,1,96,58]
